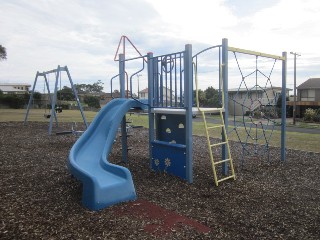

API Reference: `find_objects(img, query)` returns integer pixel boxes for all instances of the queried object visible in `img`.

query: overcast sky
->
[0,0,319,93]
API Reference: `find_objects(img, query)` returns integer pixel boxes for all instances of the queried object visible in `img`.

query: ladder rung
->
[210,142,227,147]
[207,125,225,129]
[217,175,235,183]
[214,158,232,165]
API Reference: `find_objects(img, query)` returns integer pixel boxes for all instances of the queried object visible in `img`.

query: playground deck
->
[1,122,319,239]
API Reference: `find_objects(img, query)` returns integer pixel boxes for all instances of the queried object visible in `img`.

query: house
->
[99,92,120,106]
[0,83,31,94]
[139,88,149,99]
[228,87,290,116]
[287,78,320,117]
[139,87,174,103]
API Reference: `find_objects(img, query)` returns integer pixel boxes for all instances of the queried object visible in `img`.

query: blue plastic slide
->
[68,98,143,210]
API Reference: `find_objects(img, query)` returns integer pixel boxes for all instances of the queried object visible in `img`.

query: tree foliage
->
[32,91,42,101]
[193,86,221,107]
[57,86,74,101]
[75,80,104,94]
[0,45,7,60]
[84,95,100,109]
[0,94,25,108]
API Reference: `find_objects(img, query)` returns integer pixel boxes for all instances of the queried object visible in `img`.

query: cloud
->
[0,0,319,93]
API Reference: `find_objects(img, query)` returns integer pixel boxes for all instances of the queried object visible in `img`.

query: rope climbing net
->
[227,49,286,166]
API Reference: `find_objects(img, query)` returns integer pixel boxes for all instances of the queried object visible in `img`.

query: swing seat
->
[44,114,51,119]
[55,106,63,113]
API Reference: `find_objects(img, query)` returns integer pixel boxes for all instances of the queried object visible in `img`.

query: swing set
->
[24,65,88,135]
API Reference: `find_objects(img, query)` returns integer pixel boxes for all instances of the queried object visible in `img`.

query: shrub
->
[83,96,100,109]
[314,114,320,123]
[303,108,316,122]
[0,94,25,109]
[253,110,262,119]
[262,107,278,118]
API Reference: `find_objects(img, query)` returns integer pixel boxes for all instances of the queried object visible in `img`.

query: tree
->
[33,91,42,101]
[57,86,74,101]
[74,84,87,94]
[74,80,104,94]
[193,89,205,106]
[84,95,100,109]
[204,86,220,107]
[193,86,220,107]
[92,80,104,93]
[0,45,7,60]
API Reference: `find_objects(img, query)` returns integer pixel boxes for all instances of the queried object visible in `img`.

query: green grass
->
[128,113,320,153]
[0,109,97,123]
[1,109,319,152]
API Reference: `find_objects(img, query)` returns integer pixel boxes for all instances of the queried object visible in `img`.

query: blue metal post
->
[147,52,154,169]
[24,72,39,125]
[184,44,193,183]
[65,66,88,128]
[119,54,127,158]
[49,65,60,135]
[281,52,287,162]
[119,54,128,162]
[44,74,58,124]
[222,38,229,175]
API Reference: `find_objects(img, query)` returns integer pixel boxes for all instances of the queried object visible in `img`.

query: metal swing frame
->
[24,65,88,135]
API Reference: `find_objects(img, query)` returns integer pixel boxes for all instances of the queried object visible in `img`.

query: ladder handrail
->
[193,62,224,110]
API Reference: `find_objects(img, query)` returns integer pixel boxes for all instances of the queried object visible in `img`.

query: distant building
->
[138,88,148,99]
[287,78,320,117]
[139,87,174,102]
[0,83,31,94]
[228,87,290,116]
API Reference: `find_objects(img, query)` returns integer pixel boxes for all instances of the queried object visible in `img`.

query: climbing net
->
[227,50,285,166]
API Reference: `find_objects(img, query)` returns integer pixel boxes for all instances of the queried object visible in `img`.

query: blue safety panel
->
[155,114,186,144]
[151,140,187,180]
[68,99,142,210]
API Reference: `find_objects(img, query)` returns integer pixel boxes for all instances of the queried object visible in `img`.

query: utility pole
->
[290,52,301,125]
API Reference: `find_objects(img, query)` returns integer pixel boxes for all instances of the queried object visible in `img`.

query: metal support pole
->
[281,52,287,162]
[44,74,58,124]
[119,54,128,162]
[290,52,301,125]
[221,38,229,175]
[49,65,60,135]
[65,66,88,128]
[184,44,193,183]
[24,72,39,125]
[147,52,154,169]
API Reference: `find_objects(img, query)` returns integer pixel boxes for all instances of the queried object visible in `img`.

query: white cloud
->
[0,0,319,93]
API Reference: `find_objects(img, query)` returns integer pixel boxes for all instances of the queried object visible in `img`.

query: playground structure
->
[24,65,88,135]
[68,38,287,210]
[227,48,287,165]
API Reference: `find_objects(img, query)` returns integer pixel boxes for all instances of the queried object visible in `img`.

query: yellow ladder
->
[194,63,235,186]
[199,108,235,186]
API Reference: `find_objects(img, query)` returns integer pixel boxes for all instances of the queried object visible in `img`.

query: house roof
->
[139,88,148,93]
[297,78,320,89]
[228,87,288,93]
[0,83,31,87]
[139,87,173,94]
[0,86,26,92]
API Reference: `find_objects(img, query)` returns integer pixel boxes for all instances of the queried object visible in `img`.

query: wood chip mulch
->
[1,122,319,239]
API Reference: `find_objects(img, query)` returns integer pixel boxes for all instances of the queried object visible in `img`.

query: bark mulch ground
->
[1,122,319,239]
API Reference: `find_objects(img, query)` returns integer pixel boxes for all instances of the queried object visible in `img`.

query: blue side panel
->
[68,99,143,210]
[151,140,187,180]
[156,114,186,144]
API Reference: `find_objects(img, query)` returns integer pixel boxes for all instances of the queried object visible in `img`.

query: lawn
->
[1,108,319,152]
